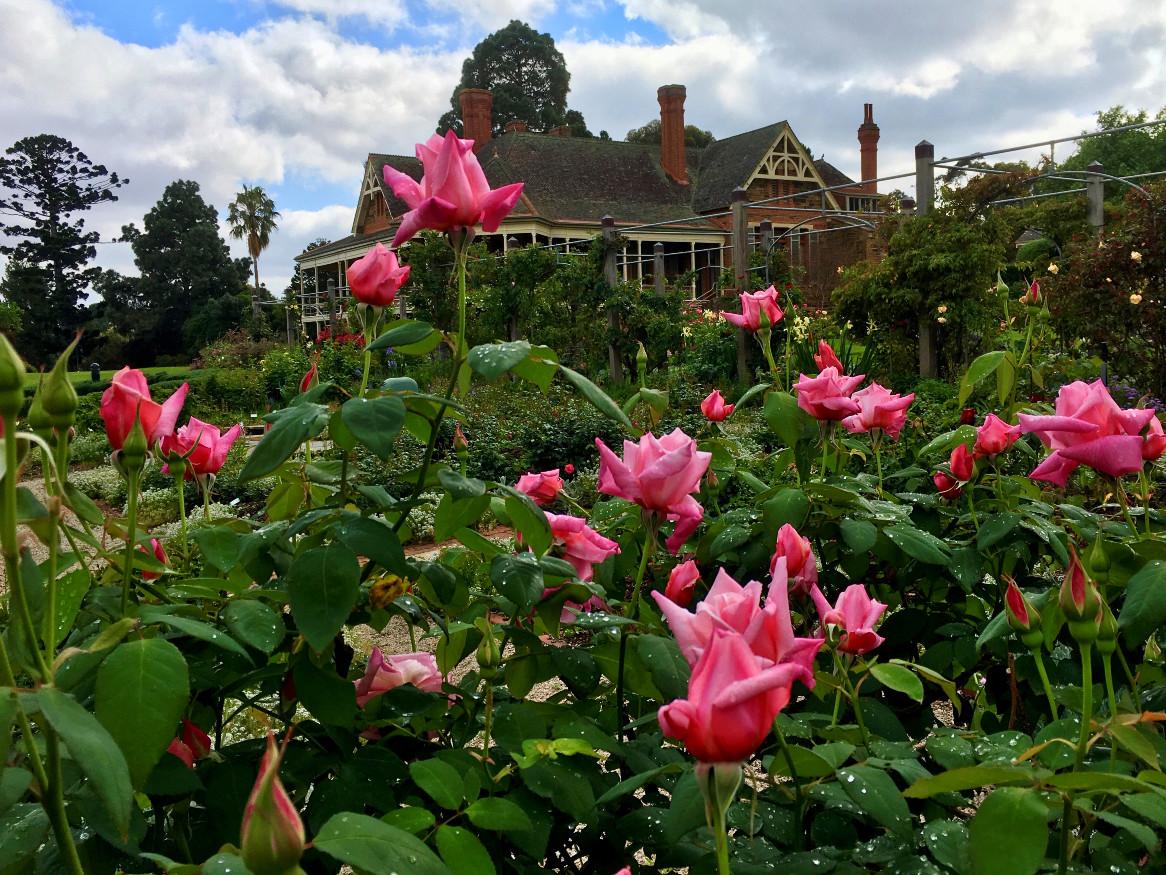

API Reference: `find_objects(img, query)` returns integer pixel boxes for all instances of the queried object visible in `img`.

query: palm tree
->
[227,185,280,318]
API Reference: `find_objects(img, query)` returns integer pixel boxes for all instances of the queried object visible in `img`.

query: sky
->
[2,0,1165,298]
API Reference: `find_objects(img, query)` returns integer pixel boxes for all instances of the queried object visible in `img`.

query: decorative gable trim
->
[745,124,841,211]
[352,159,388,234]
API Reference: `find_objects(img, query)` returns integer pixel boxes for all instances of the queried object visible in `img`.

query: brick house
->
[295,85,887,335]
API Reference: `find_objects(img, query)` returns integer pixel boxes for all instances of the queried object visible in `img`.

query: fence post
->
[602,216,624,384]
[731,187,751,384]
[1086,161,1105,233]
[653,243,665,296]
[914,141,937,378]
[326,278,338,337]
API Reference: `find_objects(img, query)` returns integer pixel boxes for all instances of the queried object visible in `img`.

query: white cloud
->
[267,0,410,29]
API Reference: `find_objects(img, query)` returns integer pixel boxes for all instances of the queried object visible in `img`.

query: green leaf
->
[0,768,32,817]
[436,825,496,875]
[334,514,408,577]
[923,818,970,873]
[409,758,465,810]
[468,340,532,380]
[769,745,837,779]
[1118,560,1166,646]
[341,395,406,461]
[976,512,1023,550]
[904,764,1040,798]
[0,805,50,873]
[839,518,878,553]
[239,402,328,480]
[381,807,436,834]
[95,638,189,790]
[918,425,978,458]
[511,344,559,391]
[286,545,361,652]
[969,787,1048,875]
[869,663,924,702]
[434,494,490,543]
[1085,803,1161,852]
[593,765,677,806]
[763,390,809,448]
[222,600,285,654]
[368,319,439,352]
[996,353,1017,407]
[314,811,450,875]
[959,351,1005,406]
[138,608,250,658]
[885,523,952,565]
[200,854,255,875]
[438,468,486,499]
[465,797,533,832]
[491,553,544,614]
[558,364,635,431]
[36,687,133,838]
[763,488,809,533]
[636,634,690,701]
[836,764,911,837]
[504,494,552,556]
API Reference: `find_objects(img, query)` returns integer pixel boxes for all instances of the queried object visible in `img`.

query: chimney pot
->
[657,84,689,185]
[458,88,493,153]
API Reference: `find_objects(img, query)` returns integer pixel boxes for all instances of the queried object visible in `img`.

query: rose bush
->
[0,138,1164,875]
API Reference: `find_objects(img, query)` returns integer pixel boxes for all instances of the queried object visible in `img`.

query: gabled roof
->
[813,158,857,190]
[691,123,784,212]
[368,152,422,217]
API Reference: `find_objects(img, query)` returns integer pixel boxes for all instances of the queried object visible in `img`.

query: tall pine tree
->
[0,134,124,363]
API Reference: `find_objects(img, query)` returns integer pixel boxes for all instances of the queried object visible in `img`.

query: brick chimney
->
[657,84,688,185]
[857,103,879,194]
[459,88,493,153]
[504,119,528,134]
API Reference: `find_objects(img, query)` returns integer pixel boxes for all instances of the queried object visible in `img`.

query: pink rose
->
[167,738,196,769]
[241,733,305,875]
[841,383,914,441]
[545,512,620,582]
[811,583,887,654]
[596,429,711,554]
[934,444,974,500]
[1144,416,1166,461]
[722,285,784,332]
[1019,380,1156,486]
[974,413,1021,459]
[299,362,318,395]
[515,469,564,506]
[543,587,611,624]
[814,340,843,372]
[665,559,700,607]
[652,560,823,677]
[658,628,813,763]
[769,524,818,597]
[794,367,864,421]
[346,242,411,307]
[160,417,244,480]
[700,389,734,422]
[354,648,443,707]
[140,538,169,581]
[100,367,189,450]
[383,130,525,247]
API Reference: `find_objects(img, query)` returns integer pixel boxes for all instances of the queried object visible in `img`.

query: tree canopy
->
[0,134,125,363]
[228,184,280,318]
[625,118,716,148]
[437,20,589,137]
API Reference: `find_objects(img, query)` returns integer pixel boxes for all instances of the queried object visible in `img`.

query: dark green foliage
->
[0,134,125,363]
[436,20,586,137]
[624,118,717,148]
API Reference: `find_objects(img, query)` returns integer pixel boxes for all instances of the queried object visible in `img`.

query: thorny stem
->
[1102,653,1118,767]
[4,416,49,678]
[1032,649,1059,720]
[120,469,141,616]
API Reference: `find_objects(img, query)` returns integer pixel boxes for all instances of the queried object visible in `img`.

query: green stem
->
[616,525,656,741]
[758,329,778,380]
[359,348,372,398]
[714,807,731,875]
[775,723,807,851]
[175,472,188,569]
[43,440,60,658]
[830,688,843,727]
[1032,649,1059,720]
[392,244,468,534]
[1102,652,1118,767]
[120,469,141,616]
[3,415,49,678]
[45,731,85,875]
[1057,796,1073,875]
[1075,642,1093,770]
[873,435,884,496]
[482,684,494,779]
[202,480,212,522]
[966,482,980,532]
[835,651,871,751]
[820,429,830,481]
[1116,647,1141,710]
[1139,469,1151,536]
[1115,480,1139,537]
